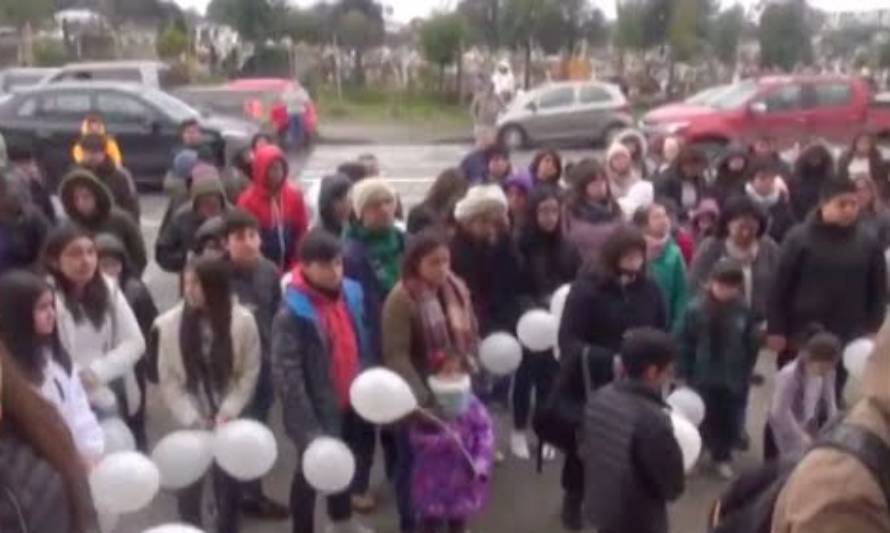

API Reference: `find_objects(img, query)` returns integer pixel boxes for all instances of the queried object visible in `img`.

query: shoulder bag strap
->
[580,347,593,400]
[817,423,890,509]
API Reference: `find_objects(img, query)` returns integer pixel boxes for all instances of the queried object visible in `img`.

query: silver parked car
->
[496,81,633,149]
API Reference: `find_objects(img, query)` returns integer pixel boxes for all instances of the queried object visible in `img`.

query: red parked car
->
[641,75,890,153]
[225,78,318,143]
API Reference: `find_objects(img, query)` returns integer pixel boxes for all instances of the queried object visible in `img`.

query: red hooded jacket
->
[237,144,308,269]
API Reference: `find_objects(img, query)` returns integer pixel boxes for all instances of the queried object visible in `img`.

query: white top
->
[53,275,146,416]
[39,357,105,461]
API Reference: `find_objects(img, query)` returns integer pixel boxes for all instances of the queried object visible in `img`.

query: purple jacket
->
[768,358,838,456]
[410,396,494,520]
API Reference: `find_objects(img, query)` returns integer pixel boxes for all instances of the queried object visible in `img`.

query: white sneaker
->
[326,519,375,533]
[510,431,531,460]
[542,444,557,461]
[715,462,734,480]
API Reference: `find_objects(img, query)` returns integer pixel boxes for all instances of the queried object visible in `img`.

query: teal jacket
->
[676,296,759,396]
[648,239,688,331]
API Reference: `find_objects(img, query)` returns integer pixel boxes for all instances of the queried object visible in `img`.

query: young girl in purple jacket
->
[765,328,841,460]
[410,352,494,533]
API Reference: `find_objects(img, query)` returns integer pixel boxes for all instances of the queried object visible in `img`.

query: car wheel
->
[600,124,626,148]
[500,125,527,150]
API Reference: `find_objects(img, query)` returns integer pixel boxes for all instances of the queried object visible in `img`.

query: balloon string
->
[415,407,479,475]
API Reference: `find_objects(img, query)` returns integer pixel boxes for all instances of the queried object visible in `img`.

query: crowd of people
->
[1,110,890,533]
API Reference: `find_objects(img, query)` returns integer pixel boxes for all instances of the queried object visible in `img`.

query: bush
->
[33,39,67,66]
[157,24,188,60]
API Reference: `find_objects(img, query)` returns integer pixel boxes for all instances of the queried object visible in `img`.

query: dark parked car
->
[0,81,257,188]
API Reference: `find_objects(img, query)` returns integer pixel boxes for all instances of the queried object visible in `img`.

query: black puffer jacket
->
[0,205,49,277]
[788,143,834,220]
[517,188,581,305]
[0,428,94,533]
[450,228,524,336]
[580,381,684,533]
[767,212,888,342]
[557,273,666,404]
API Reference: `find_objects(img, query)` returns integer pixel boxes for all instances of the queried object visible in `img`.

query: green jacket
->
[676,297,759,396]
[648,239,688,331]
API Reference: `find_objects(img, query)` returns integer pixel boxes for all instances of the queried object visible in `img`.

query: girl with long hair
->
[0,271,104,463]
[562,159,623,267]
[0,346,98,532]
[155,256,260,532]
[41,225,146,426]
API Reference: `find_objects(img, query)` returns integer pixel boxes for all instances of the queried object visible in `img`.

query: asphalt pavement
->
[126,143,785,533]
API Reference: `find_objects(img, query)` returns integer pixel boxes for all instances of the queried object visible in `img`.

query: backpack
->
[707,422,890,533]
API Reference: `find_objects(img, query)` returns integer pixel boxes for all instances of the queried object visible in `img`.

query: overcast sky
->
[172,0,890,23]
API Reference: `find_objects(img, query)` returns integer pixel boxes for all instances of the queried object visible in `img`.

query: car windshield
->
[142,87,199,122]
[685,84,731,106]
[710,80,760,110]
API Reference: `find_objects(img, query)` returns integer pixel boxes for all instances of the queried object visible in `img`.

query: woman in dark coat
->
[555,225,667,530]
[655,145,710,219]
[529,149,563,188]
[511,186,581,460]
[407,168,469,235]
[838,131,887,197]
[788,141,835,220]
[561,158,623,268]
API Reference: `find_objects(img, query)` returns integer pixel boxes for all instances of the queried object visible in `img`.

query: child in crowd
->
[677,259,758,479]
[237,144,308,270]
[0,270,104,464]
[580,327,684,533]
[486,147,512,185]
[765,328,841,460]
[746,158,796,243]
[95,233,158,450]
[155,257,260,533]
[512,186,580,460]
[272,229,375,533]
[222,209,289,519]
[634,201,689,331]
[411,351,494,533]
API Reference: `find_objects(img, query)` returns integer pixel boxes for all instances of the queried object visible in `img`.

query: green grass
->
[314,85,472,129]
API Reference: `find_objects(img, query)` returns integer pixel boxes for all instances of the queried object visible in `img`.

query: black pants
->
[178,465,242,533]
[353,425,397,493]
[394,427,416,533]
[561,447,584,496]
[418,517,467,533]
[291,410,366,533]
[512,350,558,430]
[701,385,741,462]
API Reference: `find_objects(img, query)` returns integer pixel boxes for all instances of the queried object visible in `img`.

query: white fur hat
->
[453,184,508,222]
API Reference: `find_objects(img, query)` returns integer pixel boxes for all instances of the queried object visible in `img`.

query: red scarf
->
[291,269,358,408]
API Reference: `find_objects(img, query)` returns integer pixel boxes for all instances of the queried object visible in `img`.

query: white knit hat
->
[454,184,508,222]
[351,177,396,216]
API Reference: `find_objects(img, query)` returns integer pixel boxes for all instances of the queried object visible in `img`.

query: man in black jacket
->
[580,327,685,533]
[767,178,888,395]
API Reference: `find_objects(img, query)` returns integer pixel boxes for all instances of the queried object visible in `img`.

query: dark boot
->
[561,491,583,531]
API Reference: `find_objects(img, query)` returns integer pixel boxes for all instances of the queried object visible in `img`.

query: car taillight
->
[244,98,264,121]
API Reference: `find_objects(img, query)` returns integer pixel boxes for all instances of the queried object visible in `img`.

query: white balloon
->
[301,437,356,494]
[101,417,136,455]
[89,451,160,514]
[151,430,214,490]
[844,337,875,381]
[479,332,523,376]
[213,420,278,481]
[143,524,205,532]
[516,310,559,352]
[350,368,419,424]
[667,387,706,427]
[670,412,702,473]
[549,284,571,320]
